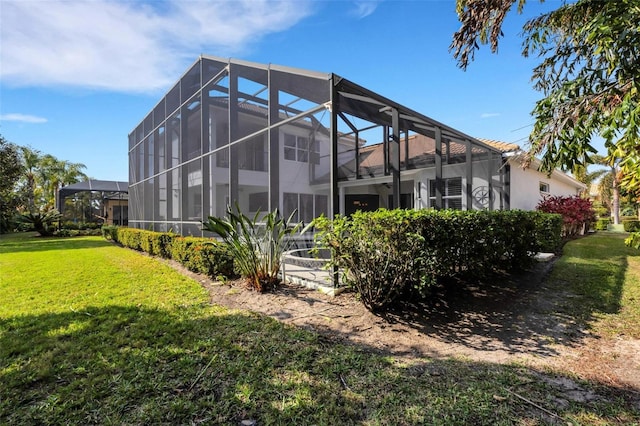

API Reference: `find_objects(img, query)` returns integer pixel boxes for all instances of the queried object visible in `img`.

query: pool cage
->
[128,55,510,287]
[58,180,128,226]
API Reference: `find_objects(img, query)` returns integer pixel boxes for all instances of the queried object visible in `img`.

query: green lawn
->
[548,232,640,338]
[1,232,638,425]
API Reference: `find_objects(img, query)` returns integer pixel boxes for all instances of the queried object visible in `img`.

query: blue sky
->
[0,0,578,182]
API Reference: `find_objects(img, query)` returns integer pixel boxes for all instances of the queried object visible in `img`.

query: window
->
[283,192,298,222]
[238,135,267,171]
[283,192,327,223]
[249,192,268,212]
[429,177,463,210]
[284,133,319,164]
[539,182,550,193]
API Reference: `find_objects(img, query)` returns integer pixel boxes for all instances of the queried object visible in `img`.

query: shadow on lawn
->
[369,233,637,358]
[1,305,638,425]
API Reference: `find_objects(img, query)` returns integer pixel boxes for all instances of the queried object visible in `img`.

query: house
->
[127,55,585,236]
[57,179,129,225]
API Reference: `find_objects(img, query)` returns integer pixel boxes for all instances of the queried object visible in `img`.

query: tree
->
[19,146,42,212]
[573,153,622,224]
[37,155,87,210]
[15,148,87,213]
[0,135,22,233]
[451,0,640,194]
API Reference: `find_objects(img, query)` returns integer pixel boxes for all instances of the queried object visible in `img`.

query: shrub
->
[62,221,79,230]
[140,231,154,254]
[116,227,143,251]
[313,209,562,312]
[314,210,428,311]
[533,211,563,252]
[594,218,610,231]
[536,195,596,237]
[623,220,640,233]
[54,228,78,237]
[151,232,177,258]
[15,210,62,237]
[170,236,234,278]
[106,227,233,278]
[102,225,119,241]
[203,205,301,292]
[625,232,640,250]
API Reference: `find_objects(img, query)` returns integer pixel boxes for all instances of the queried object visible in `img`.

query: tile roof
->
[356,134,517,171]
[475,138,520,153]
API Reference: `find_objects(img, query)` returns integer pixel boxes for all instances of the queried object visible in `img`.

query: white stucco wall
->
[509,161,583,211]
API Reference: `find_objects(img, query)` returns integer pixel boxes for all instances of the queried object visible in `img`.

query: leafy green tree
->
[451,0,640,193]
[0,135,23,233]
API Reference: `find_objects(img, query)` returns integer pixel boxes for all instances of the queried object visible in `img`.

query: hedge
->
[170,236,234,278]
[594,218,610,231]
[623,220,640,233]
[102,226,234,279]
[314,209,562,312]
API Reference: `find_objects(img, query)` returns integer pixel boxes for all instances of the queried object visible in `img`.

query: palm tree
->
[19,147,42,213]
[572,161,607,198]
[573,154,622,224]
[38,156,87,210]
[591,155,622,225]
[17,148,87,213]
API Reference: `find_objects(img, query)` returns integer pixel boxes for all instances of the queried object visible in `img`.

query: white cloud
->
[0,113,48,124]
[480,112,501,118]
[351,0,382,19]
[0,0,313,93]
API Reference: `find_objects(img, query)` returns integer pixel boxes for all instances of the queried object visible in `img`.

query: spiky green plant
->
[202,204,301,292]
[15,209,62,236]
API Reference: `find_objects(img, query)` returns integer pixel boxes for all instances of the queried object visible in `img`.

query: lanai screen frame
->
[127,55,508,235]
[57,179,128,223]
[331,76,508,213]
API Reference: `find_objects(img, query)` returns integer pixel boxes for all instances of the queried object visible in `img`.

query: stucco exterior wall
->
[509,162,582,211]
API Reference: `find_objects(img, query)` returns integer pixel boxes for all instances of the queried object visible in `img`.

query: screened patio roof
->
[130,55,508,217]
[58,180,128,212]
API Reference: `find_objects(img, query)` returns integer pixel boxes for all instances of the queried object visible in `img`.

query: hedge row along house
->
[127,55,585,236]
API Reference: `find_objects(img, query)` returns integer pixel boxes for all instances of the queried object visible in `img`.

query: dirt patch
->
[167,258,640,391]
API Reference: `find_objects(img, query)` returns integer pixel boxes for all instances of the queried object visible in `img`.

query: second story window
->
[284,133,319,164]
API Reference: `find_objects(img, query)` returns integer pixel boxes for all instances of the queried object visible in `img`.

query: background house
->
[58,180,129,225]
[127,56,584,236]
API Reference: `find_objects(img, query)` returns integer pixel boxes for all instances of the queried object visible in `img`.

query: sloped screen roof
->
[58,180,128,211]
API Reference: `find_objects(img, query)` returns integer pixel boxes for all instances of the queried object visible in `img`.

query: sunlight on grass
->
[550,232,640,338]
[0,232,638,424]
[0,234,206,317]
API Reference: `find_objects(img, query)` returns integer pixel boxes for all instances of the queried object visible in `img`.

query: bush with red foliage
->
[536,195,596,237]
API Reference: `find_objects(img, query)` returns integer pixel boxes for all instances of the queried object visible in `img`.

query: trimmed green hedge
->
[103,227,233,279]
[623,220,640,233]
[116,227,143,251]
[314,209,562,312]
[170,236,234,278]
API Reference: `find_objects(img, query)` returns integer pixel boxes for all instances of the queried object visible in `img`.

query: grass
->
[548,232,640,338]
[1,232,639,425]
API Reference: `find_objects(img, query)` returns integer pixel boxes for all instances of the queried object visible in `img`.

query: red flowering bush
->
[536,195,596,237]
